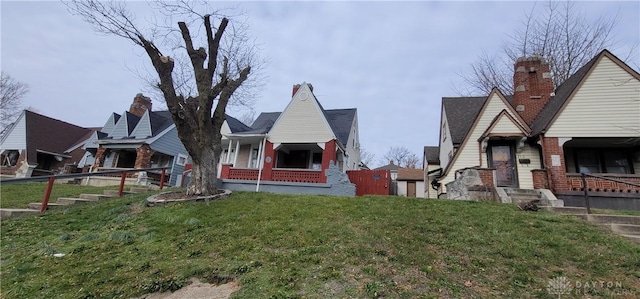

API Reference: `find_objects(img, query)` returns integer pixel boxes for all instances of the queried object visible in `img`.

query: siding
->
[109,114,130,138]
[236,144,251,167]
[439,111,454,169]
[546,56,640,137]
[490,113,525,135]
[220,121,231,140]
[130,111,152,138]
[397,181,426,198]
[0,112,26,150]
[268,84,334,144]
[514,145,542,189]
[150,126,188,186]
[441,93,523,186]
[344,114,360,170]
[101,113,119,136]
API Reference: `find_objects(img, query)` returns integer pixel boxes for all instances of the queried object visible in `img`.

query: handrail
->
[0,167,167,184]
[580,172,640,214]
[0,167,167,213]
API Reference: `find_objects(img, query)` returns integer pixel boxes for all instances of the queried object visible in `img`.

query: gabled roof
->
[397,168,424,181]
[530,49,640,135]
[442,96,487,145]
[478,109,530,140]
[225,114,252,133]
[247,109,357,146]
[375,162,401,171]
[149,110,174,136]
[423,146,440,165]
[23,110,92,164]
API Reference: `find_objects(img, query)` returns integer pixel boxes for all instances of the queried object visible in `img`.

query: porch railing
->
[567,173,640,214]
[224,167,322,183]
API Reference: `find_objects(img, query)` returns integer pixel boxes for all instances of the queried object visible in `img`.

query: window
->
[250,148,259,168]
[176,154,188,166]
[574,149,632,174]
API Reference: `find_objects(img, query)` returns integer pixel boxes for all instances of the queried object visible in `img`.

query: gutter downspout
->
[256,135,268,192]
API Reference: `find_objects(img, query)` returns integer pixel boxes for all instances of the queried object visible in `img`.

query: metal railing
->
[1,167,167,213]
[580,173,640,214]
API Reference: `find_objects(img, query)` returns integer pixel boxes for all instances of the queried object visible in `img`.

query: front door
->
[489,144,517,187]
[407,181,417,197]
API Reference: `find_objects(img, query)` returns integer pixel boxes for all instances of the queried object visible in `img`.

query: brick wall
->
[93,147,107,169]
[134,144,155,169]
[477,168,495,187]
[541,137,569,192]
[513,56,554,125]
[532,169,549,189]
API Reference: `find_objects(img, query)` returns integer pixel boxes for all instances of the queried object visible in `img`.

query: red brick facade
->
[477,168,495,188]
[134,144,155,169]
[566,174,640,193]
[129,93,152,117]
[531,169,549,189]
[93,147,108,169]
[540,137,569,192]
[513,56,554,125]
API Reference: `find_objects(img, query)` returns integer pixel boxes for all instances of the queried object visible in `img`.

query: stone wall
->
[446,168,495,201]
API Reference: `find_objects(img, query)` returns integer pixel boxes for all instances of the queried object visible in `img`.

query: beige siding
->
[269,84,334,144]
[546,56,640,137]
[439,111,454,169]
[514,145,542,189]
[441,93,522,187]
[425,163,440,198]
[344,113,360,170]
[490,114,524,135]
[220,121,231,140]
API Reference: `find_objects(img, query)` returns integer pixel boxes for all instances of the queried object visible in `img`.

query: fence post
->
[581,173,591,214]
[118,171,127,197]
[159,168,166,190]
[40,176,56,213]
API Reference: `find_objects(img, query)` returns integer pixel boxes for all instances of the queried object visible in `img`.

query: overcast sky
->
[1,1,638,168]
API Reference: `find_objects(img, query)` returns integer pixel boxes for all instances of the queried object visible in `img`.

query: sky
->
[1,1,639,168]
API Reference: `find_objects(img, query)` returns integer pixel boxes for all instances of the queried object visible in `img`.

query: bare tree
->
[66,1,257,196]
[359,147,376,168]
[382,146,420,169]
[0,72,28,134]
[457,1,635,95]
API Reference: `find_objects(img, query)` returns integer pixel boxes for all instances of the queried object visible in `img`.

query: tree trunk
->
[186,146,219,196]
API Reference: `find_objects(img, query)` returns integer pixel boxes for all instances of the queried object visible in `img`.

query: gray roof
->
[149,110,174,135]
[375,162,401,171]
[124,112,141,136]
[442,96,487,145]
[251,112,280,133]
[423,146,440,165]
[225,114,252,133]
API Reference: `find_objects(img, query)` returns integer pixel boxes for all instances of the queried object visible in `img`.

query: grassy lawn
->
[1,182,124,209]
[1,189,639,298]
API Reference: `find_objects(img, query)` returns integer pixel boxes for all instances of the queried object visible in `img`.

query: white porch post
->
[226,139,233,163]
[233,139,240,166]
[256,135,268,192]
[256,139,264,168]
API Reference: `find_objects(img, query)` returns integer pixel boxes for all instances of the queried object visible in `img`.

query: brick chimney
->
[292,83,314,97]
[129,93,152,117]
[513,56,554,125]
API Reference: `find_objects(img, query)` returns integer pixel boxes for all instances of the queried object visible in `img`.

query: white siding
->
[130,111,152,138]
[546,56,640,137]
[424,163,440,198]
[514,145,542,189]
[220,121,231,141]
[344,113,360,170]
[440,93,523,187]
[268,84,334,144]
[397,181,426,198]
[0,112,26,150]
[438,111,454,170]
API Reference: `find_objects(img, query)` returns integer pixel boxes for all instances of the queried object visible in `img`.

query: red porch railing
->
[566,173,640,193]
[224,166,322,183]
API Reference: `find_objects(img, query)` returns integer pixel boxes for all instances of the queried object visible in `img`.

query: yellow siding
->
[268,84,334,144]
[515,145,541,189]
[546,56,640,137]
[441,93,522,187]
[490,114,524,135]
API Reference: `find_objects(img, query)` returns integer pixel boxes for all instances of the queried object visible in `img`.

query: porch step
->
[609,223,640,235]
[619,234,640,244]
[28,202,70,210]
[0,209,40,220]
[79,193,114,200]
[574,214,640,226]
[56,197,99,205]
[541,206,588,215]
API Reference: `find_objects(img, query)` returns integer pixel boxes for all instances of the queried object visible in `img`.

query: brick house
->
[425,50,640,204]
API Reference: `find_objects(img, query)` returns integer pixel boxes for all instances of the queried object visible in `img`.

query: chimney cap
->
[516,55,545,63]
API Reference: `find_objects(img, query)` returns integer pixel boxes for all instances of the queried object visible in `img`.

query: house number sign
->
[265,156,272,163]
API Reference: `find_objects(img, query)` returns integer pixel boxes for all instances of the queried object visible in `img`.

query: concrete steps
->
[544,206,640,245]
[0,209,40,219]
[1,187,153,220]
